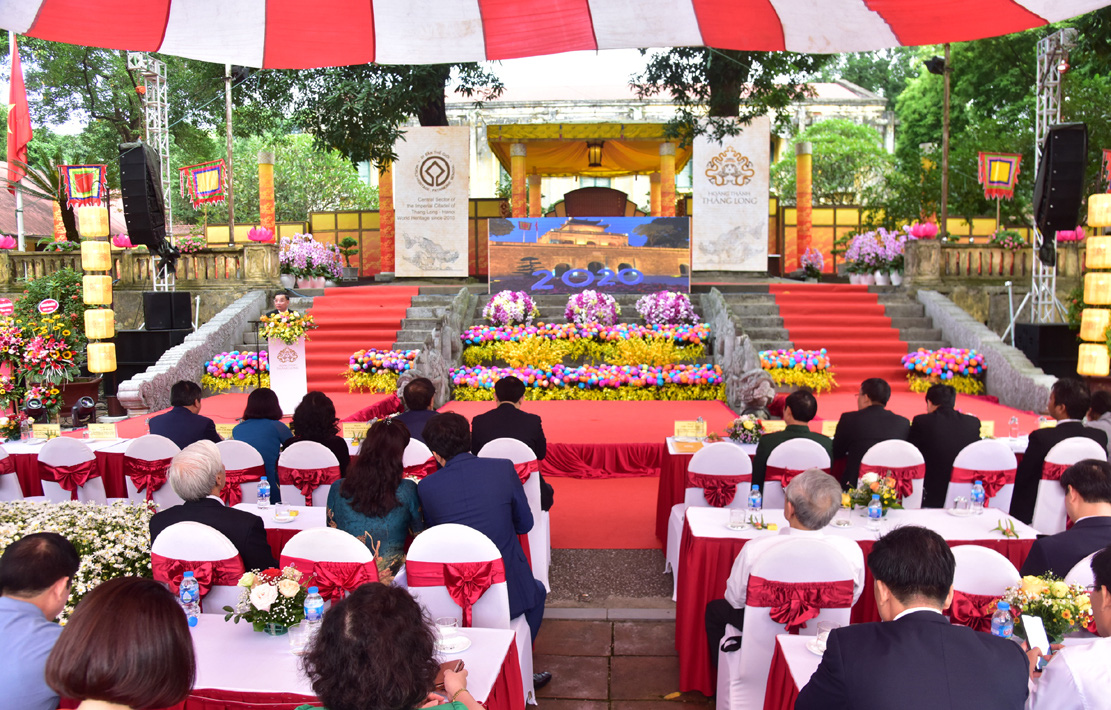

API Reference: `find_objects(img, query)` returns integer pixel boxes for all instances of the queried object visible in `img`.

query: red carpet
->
[304,284,419,395]
[548,476,659,549]
[770,283,908,392]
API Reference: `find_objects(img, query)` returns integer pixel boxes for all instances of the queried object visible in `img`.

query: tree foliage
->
[817,48,921,99]
[771,119,893,205]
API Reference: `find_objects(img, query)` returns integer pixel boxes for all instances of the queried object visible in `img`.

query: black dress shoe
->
[533,671,553,689]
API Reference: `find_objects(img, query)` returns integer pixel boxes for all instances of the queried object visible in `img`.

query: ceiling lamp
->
[586,141,603,168]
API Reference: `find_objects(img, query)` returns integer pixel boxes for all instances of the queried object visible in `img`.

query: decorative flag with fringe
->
[1102,149,1111,193]
[179,160,227,208]
[6,36,33,193]
[977,153,1022,200]
[59,165,108,208]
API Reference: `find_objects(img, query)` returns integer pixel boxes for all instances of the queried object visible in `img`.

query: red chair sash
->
[404,458,438,480]
[277,464,341,505]
[406,559,507,627]
[863,463,925,499]
[279,555,379,601]
[950,466,1016,502]
[151,552,245,607]
[746,575,854,634]
[514,460,539,484]
[221,465,266,506]
[1042,462,1071,481]
[39,460,99,500]
[687,472,752,507]
[946,589,1001,633]
[124,456,174,501]
[0,456,13,476]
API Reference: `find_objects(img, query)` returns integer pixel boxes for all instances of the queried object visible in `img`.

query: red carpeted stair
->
[304,284,420,395]
[769,283,909,392]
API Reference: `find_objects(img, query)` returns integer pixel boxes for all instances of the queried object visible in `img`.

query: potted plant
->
[800,248,824,282]
[338,237,360,282]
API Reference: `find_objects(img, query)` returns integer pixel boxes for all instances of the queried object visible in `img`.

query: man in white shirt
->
[1027,544,1111,710]
[704,469,865,665]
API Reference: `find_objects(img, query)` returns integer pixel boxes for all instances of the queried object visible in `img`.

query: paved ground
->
[547,549,674,607]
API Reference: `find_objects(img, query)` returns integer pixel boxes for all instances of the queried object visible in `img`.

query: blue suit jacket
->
[417,452,540,619]
[1021,516,1111,578]
[148,406,221,450]
[396,409,436,443]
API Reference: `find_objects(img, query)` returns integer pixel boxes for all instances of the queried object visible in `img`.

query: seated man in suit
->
[796,525,1030,710]
[395,377,437,443]
[751,388,832,489]
[417,412,551,689]
[908,383,982,508]
[264,293,297,317]
[149,440,277,571]
[832,377,911,487]
[148,380,222,450]
[1021,459,1111,577]
[470,375,554,512]
[704,470,864,666]
[1011,378,1108,523]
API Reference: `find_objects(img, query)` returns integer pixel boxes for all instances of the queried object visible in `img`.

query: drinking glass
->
[435,616,459,646]
[953,496,970,512]
[274,503,290,522]
[728,507,749,530]
[816,621,840,651]
[288,623,311,655]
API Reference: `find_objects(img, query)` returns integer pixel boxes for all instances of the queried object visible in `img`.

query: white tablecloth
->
[666,437,757,457]
[776,634,822,693]
[4,437,131,455]
[233,503,328,532]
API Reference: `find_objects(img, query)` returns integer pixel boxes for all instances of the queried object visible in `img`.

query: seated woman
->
[327,418,422,582]
[284,391,351,477]
[298,584,481,710]
[232,387,292,502]
[46,577,194,710]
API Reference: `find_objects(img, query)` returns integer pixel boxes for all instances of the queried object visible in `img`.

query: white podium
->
[268,337,307,415]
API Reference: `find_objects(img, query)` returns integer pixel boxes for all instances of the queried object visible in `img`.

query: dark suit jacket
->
[417,453,541,619]
[796,611,1029,710]
[1009,421,1108,523]
[751,425,833,489]
[908,407,983,508]
[150,498,277,571]
[470,403,554,511]
[1020,516,1111,577]
[832,405,911,487]
[148,406,222,450]
[396,409,436,443]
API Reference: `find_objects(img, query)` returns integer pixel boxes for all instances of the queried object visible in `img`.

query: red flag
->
[7,35,33,192]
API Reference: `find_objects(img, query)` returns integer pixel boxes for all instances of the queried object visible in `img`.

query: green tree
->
[818,47,922,99]
[771,119,893,205]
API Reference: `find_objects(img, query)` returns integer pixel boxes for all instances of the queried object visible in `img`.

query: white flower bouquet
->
[635,291,699,326]
[224,565,310,631]
[483,290,540,327]
[565,290,621,326]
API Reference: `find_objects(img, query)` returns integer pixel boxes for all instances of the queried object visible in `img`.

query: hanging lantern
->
[1085,272,1111,306]
[84,309,115,340]
[586,141,603,168]
[82,275,113,305]
[87,342,117,373]
[75,206,110,239]
[1078,343,1111,377]
[1080,308,1111,343]
[80,240,112,271]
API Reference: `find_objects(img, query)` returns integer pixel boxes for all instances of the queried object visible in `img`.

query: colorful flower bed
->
[451,363,725,401]
[202,351,270,393]
[902,347,986,394]
[345,348,419,393]
[759,349,837,394]
[483,290,539,327]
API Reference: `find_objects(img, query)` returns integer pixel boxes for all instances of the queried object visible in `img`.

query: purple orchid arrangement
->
[279,233,342,279]
[565,290,621,325]
[846,228,907,273]
[635,291,698,326]
[800,248,824,278]
[483,290,540,326]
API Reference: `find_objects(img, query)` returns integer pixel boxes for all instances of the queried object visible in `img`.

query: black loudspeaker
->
[142,292,192,330]
[1032,123,1088,266]
[1015,323,1080,379]
[115,328,192,363]
[119,142,168,249]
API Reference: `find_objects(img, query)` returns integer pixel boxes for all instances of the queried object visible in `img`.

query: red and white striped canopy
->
[2,0,1108,69]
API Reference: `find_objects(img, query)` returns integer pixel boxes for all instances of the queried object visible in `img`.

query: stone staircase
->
[229,295,315,353]
[393,285,486,353]
[873,286,949,352]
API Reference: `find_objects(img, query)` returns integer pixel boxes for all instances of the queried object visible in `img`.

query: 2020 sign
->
[531,267,644,291]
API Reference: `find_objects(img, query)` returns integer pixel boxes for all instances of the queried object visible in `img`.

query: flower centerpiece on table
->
[176,233,208,254]
[800,248,824,280]
[1000,575,1093,643]
[848,472,904,512]
[725,414,764,444]
[989,229,1026,252]
[259,311,317,345]
[483,290,540,327]
[565,290,621,326]
[635,291,699,326]
[202,351,270,393]
[224,566,310,633]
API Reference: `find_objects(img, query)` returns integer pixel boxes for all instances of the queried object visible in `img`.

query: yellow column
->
[649,173,661,216]
[379,163,395,274]
[52,201,66,241]
[511,143,527,218]
[660,142,676,217]
[258,150,276,235]
[528,174,542,217]
[796,142,813,270]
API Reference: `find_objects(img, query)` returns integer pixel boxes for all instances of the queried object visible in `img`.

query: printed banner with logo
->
[393,127,470,277]
[179,160,228,208]
[691,117,770,271]
[60,165,108,208]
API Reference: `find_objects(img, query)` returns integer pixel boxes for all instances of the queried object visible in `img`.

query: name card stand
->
[86,423,118,439]
[32,423,61,439]
[215,423,236,440]
[674,421,708,439]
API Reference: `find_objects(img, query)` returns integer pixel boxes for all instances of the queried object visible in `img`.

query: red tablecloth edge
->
[12,450,127,499]
[542,442,662,479]
[762,640,799,710]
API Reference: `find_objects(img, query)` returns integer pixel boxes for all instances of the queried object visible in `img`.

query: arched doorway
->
[554,263,572,276]
[587,261,605,273]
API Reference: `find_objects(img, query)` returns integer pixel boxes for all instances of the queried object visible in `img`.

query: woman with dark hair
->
[283,391,351,478]
[45,577,195,710]
[233,387,292,501]
[327,418,422,582]
[296,584,481,710]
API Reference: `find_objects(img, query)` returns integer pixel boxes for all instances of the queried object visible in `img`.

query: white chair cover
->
[123,434,183,508]
[37,437,104,504]
[716,538,856,710]
[151,521,244,613]
[859,439,926,509]
[478,437,550,592]
[282,527,374,563]
[404,523,536,705]
[1065,552,1097,588]
[1033,437,1108,535]
[762,438,832,510]
[403,438,434,468]
[946,439,1019,512]
[277,440,340,507]
[0,444,20,501]
[952,546,1020,595]
[216,440,267,504]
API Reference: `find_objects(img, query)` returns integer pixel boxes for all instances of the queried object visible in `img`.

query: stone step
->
[883,303,926,319]
[728,304,781,318]
[889,316,934,331]
[906,340,950,352]
[418,284,487,296]
[752,340,795,353]
[399,318,441,331]
[411,294,456,306]
[868,285,904,295]
[744,327,791,341]
[394,339,430,352]
[692,283,772,294]
[900,327,945,343]
[734,315,785,330]
[406,306,446,319]
[720,293,777,305]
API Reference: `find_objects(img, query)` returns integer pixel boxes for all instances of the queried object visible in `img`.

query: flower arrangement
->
[1057,227,1085,242]
[800,248,824,279]
[1001,575,1093,643]
[202,351,270,393]
[0,411,30,440]
[176,234,208,254]
[279,233,343,279]
[259,311,317,345]
[849,472,904,512]
[0,501,153,622]
[483,291,540,327]
[635,291,699,326]
[451,363,724,402]
[565,290,621,326]
[224,566,310,631]
[462,322,709,346]
[758,349,837,394]
[902,347,985,395]
[845,228,908,274]
[12,268,91,370]
[989,229,1026,251]
[19,313,81,384]
[345,348,419,393]
[726,414,764,444]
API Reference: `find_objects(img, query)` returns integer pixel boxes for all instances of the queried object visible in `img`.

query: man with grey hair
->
[149,440,277,570]
[704,470,865,665]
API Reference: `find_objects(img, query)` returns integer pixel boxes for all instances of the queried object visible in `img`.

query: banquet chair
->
[946,439,1019,512]
[0,444,20,501]
[38,437,105,504]
[277,440,341,506]
[403,438,437,479]
[216,440,267,506]
[405,523,537,705]
[478,437,550,592]
[716,538,856,710]
[151,521,246,614]
[1065,552,1097,588]
[279,528,378,603]
[1033,437,1108,535]
[123,434,183,508]
[859,439,926,509]
[762,438,831,510]
[947,546,1020,632]
[665,443,752,599]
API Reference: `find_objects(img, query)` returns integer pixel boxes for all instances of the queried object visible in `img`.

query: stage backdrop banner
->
[692,117,770,271]
[487,217,690,294]
[268,337,307,416]
[393,126,470,277]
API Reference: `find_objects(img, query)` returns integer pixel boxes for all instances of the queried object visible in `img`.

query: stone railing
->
[701,289,773,415]
[905,240,1085,287]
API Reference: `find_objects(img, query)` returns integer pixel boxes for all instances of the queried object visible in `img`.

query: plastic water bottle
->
[991,601,1014,639]
[747,485,762,515]
[179,571,200,628]
[19,417,30,441]
[303,586,324,642]
[256,478,271,509]
[867,494,883,530]
[970,481,986,512]
[1009,416,1020,439]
